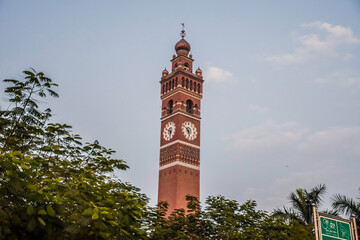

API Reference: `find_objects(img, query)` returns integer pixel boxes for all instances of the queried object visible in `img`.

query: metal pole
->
[313,203,319,240]
[352,214,358,240]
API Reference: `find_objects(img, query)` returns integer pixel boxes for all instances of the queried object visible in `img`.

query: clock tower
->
[158,29,204,214]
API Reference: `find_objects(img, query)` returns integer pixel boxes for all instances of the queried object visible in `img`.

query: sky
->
[1,0,360,213]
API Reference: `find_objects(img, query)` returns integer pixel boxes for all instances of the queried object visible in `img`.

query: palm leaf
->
[332,194,360,217]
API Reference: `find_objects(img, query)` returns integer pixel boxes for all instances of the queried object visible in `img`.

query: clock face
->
[163,121,176,141]
[181,121,197,140]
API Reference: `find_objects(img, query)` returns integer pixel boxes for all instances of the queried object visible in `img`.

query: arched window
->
[182,77,185,87]
[168,100,173,114]
[172,79,174,89]
[184,63,189,70]
[194,82,196,92]
[175,77,178,88]
[190,80,193,90]
[186,99,193,114]
[162,84,165,94]
[186,79,189,89]
[198,83,200,93]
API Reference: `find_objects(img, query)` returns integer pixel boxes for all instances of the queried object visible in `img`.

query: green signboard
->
[319,215,353,240]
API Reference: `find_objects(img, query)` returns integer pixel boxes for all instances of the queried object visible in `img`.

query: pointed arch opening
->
[186,99,193,114]
[168,100,174,114]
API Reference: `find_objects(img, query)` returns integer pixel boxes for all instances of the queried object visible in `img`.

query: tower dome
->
[175,30,191,56]
[162,68,169,77]
[195,67,202,76]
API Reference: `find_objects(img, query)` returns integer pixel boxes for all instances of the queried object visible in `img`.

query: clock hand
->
[186,127,191,134]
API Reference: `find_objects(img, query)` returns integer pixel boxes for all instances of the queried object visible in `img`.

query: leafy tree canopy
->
[0,69,148,240]
[145,195,314,240]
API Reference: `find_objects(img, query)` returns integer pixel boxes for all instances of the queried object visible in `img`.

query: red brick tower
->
[158,29,204,214]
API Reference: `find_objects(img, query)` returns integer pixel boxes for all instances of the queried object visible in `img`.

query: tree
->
[331,188,360,238]
[0,69,148,239]
[203,195,243,239]
[274,184,329,225]
[144,195,314,239]
[145,195,205,240]
[203,196,314,240]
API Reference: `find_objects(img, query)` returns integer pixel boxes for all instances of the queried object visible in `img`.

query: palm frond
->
[332,194,360,217]
[309,184,326,206]
[289,191,305,214]
[321,209,339,216]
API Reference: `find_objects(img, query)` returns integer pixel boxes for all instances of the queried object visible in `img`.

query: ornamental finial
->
[180,23,186,38]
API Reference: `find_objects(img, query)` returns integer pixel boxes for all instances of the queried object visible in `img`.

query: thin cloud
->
[248,104,270,113]
[227,121,360,157]
[265,21,360,65]
[229,121,308,151]
[345,76,360,87]
[302,21,360,45]
[298,127,360,157]
[205,66,236,83]
[313,70,360,88]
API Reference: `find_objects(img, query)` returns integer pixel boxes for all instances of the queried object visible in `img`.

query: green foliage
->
[0,69,148,239]
[203,196,314,240]
[145,195,314,239]
[144,196,202,240]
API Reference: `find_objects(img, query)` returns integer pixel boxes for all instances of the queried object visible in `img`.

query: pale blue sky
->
[1,0,360,212]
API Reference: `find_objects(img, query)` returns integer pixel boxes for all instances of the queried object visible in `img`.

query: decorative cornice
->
[160,139,200,149]
[161,111,201,122]
[160,70,204,83]
[161,87,203,100]
[170,55,194,62]
[159,161,200,170]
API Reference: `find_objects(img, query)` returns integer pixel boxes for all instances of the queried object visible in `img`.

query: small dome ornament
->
[162,68,169,77]
[196,67,202,76]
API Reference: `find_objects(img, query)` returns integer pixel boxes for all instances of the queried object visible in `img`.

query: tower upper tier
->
[168,29,197,73]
